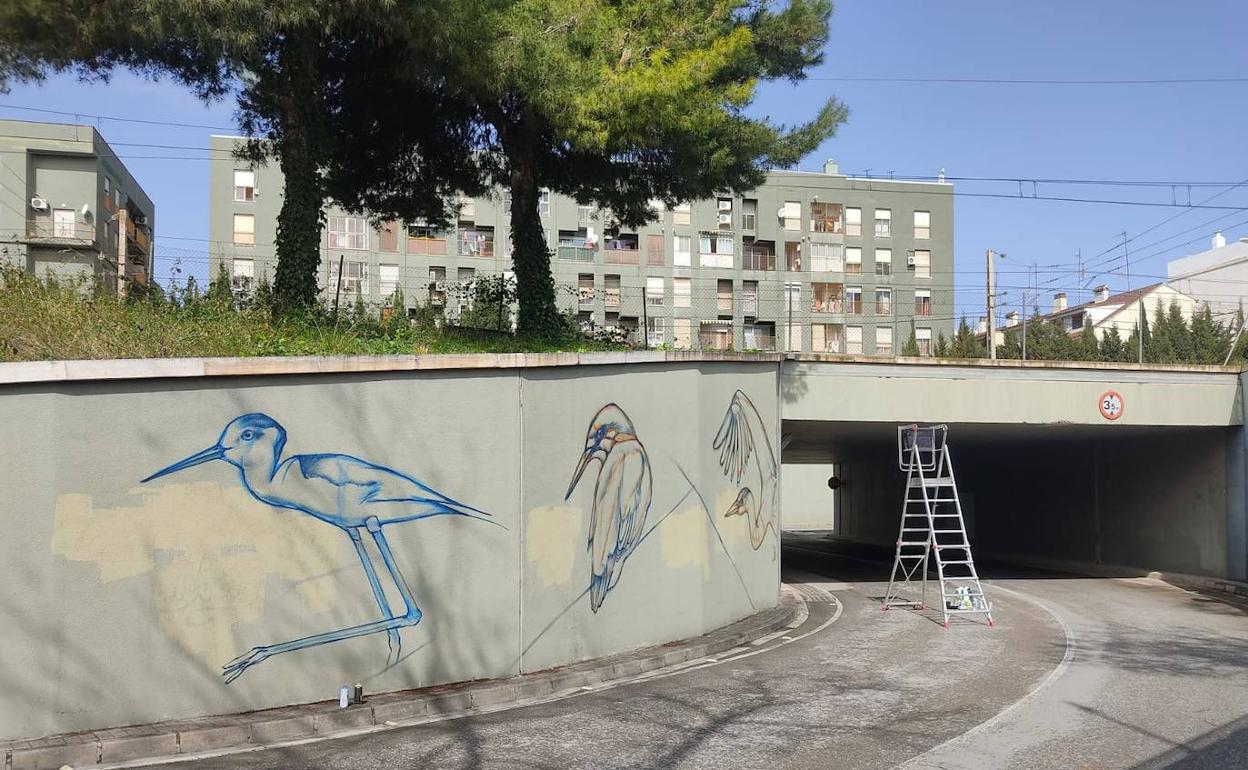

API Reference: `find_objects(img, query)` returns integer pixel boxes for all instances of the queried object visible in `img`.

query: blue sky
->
[2,0,1246,320]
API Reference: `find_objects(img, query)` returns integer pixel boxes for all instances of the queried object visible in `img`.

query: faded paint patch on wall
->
[51,482,347,666]
[525,506,580,586]
[659,503,710,579]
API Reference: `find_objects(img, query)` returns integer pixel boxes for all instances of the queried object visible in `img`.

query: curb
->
[978,550,1248,603]
[2,593,800,770]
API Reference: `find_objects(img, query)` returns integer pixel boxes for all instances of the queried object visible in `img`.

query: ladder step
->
[942,560,975,565]
[909,478,954,487]
[899,542,930,547]
[933,530,964,534]
[934,544,969,549]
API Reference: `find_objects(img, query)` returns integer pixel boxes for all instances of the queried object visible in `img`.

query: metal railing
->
[558,245,596,262]
[408,237,448,255]
[26,220,96,242]
[742,248,776,271]
[604,247,640,265]
[810,296,844,314]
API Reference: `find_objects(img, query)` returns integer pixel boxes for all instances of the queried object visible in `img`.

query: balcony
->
[811,297,843,314]
[458,233,495,258]
[124,217,151,254]
[26,218,96,244]
[742,247,776,271]
[558,245,596,262]
[604,247,640,265]
[408,236,448,255]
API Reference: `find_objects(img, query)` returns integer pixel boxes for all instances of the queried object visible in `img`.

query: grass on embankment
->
[0,267,624,361]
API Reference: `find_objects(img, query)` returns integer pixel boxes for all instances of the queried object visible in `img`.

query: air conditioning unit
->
[30,196,48,211]
[133,214,148,226]
[717,200,732,211]
[717,213,732,225]
[906,254,916,267]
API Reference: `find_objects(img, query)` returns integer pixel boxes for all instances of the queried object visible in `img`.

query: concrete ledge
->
[4,349,1235,386]
[980,550,1248,603]
[1,595,798,770]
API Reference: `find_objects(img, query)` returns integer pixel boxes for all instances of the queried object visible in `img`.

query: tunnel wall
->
[780,462,838,530]
[0,356,780,740]
[832,431,1234,579]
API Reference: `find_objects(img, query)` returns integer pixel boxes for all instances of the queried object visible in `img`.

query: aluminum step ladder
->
[881,424,993,628]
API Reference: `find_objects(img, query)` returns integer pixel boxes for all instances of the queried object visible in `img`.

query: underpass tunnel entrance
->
[781,420,1242,580]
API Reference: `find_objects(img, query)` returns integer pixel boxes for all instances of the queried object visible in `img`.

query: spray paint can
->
[352,683,364,705]
[339,686,350,709]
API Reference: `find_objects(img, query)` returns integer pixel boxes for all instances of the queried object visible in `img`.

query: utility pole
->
[116,207,128,300]
[1122,232,1132,290]
[1138,299,1145,364]
[986,249,998,359]
[332,254,345,319]
[641,284,650,350]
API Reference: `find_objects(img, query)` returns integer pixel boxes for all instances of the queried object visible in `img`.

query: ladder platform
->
[908,477,954,487]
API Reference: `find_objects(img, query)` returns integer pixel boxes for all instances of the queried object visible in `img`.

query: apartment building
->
[0,120,155,291]
[210,136,953,354]
[1166,231,1248,323]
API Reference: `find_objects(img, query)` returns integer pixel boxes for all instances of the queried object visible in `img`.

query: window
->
[647,317,666,347]
[52,208,76,238]
[810,202,843,234]
[874,208,892,237]
[604,274,621,307]
[846,325,863,354]
[717,279,734,313]
[845,286,863,314]
[916,328,933,356]
[742,199,757,231]
[232,258,254,290]
[103,177,110,194]
[232,213,255,245]
[578,273,595,303]
[379,221,399,252]
[331,260,368,296]
[233,170,255,202]
[783,323,802,352]
[912,249,931,279]
[379,264,399,296]
[646,276,665,305]
[915,288,932,316]
[811,282,842,313]
[539,189,551,216]
[811,323,843,353]
[328,215,368,250]
[781,201,801,231]
[646,234,664,266]
[876,326,894,356]
[845,246,862,275]
[428,266,446,305]
[875,248,892,276]
[810,242,843,273]
[742,280,759,315]
[914,210,931,240]
[744,322,775,351]
[577,204,593,223]
[673,277,691,308]
[502,190,511,214]
[785,242,801,271]
[784,282,801,313]
[648,199,665,218]
[845,207,862,237]
[673,318,692,349]
[459,227,495,257]
[875,288,892,315]
[673,234,692,266]
[673,202,692,226]
[699,232,734,268]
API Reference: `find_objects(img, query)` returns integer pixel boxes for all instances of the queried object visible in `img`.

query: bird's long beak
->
[565,449,597,500]
[141,444,225,483]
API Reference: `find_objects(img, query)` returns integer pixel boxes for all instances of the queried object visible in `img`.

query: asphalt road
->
[149,536,1248,770]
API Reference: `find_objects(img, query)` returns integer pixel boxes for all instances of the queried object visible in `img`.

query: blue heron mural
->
[565,404,652,612]
[714,391,778,551]
[141,413,494,683]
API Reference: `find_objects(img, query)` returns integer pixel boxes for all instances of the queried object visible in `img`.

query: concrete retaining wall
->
[0,356,781,740]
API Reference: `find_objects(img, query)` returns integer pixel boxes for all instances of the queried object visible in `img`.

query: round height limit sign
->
[1099,390,1124,421]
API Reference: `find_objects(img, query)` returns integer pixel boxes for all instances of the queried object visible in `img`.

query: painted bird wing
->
[588,442,652,611]
[288,453,488,520]
[713,391,754,485]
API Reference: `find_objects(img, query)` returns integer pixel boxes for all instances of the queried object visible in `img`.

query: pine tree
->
[934,332,950,357]
[1077,318,1100,361]
[902,321,920,356]
[1189,304,1223,364]
[1100,325,1125,361]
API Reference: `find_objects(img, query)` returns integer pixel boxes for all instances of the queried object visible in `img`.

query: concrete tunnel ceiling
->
[780,420,1228,464]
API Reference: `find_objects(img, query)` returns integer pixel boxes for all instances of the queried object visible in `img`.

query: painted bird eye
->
[241,430,257,441]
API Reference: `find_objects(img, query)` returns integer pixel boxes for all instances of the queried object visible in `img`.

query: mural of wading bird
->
[565,404,652,612]
[714,390,778,550]
[141,413,494,683]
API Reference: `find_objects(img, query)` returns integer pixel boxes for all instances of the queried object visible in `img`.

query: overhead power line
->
[806,76,1248,85]
[0,103,235,131]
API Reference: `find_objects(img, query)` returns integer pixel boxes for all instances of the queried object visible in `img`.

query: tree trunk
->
[506,126,561,338]
[272,29,325,312]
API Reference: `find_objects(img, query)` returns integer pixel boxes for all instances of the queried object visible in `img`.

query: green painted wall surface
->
[0,362,779,740]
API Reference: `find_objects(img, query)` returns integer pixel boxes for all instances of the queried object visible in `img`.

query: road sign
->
[1099,390,1124,421]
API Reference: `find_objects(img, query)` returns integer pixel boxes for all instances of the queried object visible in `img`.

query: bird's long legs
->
[221,521,424,683]
[367,517,423,623]
[348,528,402,659]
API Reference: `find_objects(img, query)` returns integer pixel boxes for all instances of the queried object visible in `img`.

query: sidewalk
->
[2,592,801,770]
